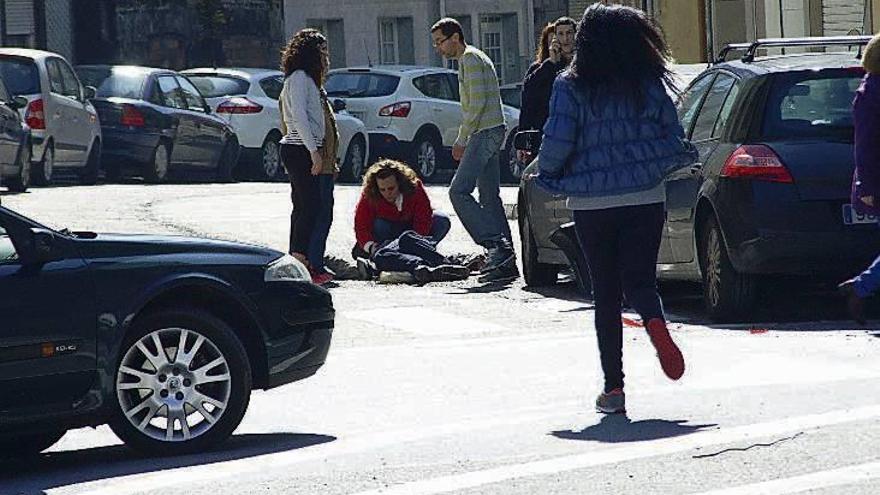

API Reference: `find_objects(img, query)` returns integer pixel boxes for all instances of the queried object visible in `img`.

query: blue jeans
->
[448,126,511,247]
[373,231,449,274]
[373,211,451,245]
[308,174,335,272]
[854,225,880,297]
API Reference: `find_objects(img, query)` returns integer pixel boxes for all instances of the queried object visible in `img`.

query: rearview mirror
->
[27,228,64,265]
[788,84,811,97]
[8,96,28,110]
[332,98,346,112]
[514,130,542,153]
[84,86,97,100]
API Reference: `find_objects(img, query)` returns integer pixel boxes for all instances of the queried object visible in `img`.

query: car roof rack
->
[714,35,874,64]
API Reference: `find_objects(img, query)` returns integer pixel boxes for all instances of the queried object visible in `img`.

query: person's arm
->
[285,72,318,152]
[519,63,540,130]
[354,193,376,252]
[409,183,433,236]
[855,88,880,196]
[537,77,578,178]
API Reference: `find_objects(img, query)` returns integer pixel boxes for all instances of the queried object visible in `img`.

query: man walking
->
[431,17,517,282]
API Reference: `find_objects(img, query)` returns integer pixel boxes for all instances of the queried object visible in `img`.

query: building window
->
[379,19,397,64]
[306,18,347,68]
[480,15,504,83]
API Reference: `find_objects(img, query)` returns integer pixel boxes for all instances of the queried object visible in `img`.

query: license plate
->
[842,204,878,225]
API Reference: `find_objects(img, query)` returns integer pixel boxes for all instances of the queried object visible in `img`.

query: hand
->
[861,195,875,207]
[517,149,532,163]
[452,144,465,162]
[310,150,322,176]
[549,39,561,63]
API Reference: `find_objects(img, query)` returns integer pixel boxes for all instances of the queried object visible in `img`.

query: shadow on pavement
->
[551,414,716,443]
[0,432,335,493]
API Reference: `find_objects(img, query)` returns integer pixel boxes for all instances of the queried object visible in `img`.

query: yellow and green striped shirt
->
[455,45,505,147]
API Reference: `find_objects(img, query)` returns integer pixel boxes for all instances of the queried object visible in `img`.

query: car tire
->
[108,307,252,456]
[500,130,521,184]
[216,137,238,183]
[341,134,366,183]
[411,132,440,183]
[6,144,31,192]
[0,429,66,459]
[257,132,283,181]
[32,143,54,187]
[79,139,101,185]
[700,216,757,322]
[521,207,559,286]
[144,141,170,184]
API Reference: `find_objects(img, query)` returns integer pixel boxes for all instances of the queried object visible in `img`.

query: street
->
[1,182,880,495]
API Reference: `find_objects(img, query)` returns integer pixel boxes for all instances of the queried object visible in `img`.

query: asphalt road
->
[2,181,880,495]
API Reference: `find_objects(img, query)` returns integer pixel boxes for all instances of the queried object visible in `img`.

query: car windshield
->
[325,72,400,98]
[0,57,40,96]
[186,75,250,98]
[75,66,146,98]
[762,68,865,141]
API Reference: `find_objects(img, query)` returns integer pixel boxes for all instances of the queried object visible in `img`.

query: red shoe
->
[310,270,334,286]
[646,318,685,380]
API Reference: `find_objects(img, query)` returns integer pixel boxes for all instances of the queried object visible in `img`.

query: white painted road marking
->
[347,404,880,495]
[695,460,880,495]
[344,307,509,335]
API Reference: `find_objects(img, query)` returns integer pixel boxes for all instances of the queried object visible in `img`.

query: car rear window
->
[325,72,400,98]
[0,57,40,96]
[186,75,250,98]
[762,68,865,140]
[75,66,146,98]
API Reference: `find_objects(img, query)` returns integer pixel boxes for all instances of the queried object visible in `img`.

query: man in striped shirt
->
[431,18,518,282]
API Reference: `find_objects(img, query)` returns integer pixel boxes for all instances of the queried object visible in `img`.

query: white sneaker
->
[378,271,415,284]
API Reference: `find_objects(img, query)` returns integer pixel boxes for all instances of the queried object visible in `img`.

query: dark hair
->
[568,4,676,103]
[280,28,328,87]
[362,159,419,201]
[554,16,577,30]
[431,17,466,44]
[535,23,555,63]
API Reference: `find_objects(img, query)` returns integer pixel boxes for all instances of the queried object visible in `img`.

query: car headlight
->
[265,254,311,282]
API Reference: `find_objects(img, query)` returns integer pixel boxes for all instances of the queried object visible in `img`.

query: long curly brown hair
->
[280,28,328,87]
[535,23,555,63]
[362,159,419,201]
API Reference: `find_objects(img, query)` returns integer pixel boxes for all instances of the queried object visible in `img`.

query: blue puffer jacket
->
[537,74,697,197]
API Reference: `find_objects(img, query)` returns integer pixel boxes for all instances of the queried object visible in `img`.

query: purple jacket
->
[851,74,880,216]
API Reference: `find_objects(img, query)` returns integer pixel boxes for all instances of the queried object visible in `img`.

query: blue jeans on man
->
[368,211,451,274]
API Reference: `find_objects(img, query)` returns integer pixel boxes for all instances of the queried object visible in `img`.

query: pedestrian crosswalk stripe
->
[695,460,880,495]
[344,307,508,335]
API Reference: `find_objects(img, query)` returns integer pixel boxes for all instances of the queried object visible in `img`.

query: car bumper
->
[253,282,334,390]
[102,127,161,164]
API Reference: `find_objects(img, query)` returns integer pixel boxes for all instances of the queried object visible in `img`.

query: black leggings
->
[281,144,319,257]
[573,203,666,393]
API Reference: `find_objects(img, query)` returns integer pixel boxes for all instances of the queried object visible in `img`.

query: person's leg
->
[281,145,318,260]
[398,231,448,267]
[372,236,422,274]
[852,254,880,297]
[476,127,512,243]
[430,211,452,244]
[373,218,407,245]
[448,129,505,246]
[308,174,335,272]
[573,209,624,393]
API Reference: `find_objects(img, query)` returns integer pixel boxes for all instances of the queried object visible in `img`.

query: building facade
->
[0,0,75,60]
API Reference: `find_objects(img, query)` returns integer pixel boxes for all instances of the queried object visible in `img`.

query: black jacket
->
[520,58,567,132]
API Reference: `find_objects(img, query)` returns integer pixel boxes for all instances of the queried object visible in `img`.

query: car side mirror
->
[8,96,28,110]
[332,98,346,112]
[27,228,63,265]
[84,86,97,100]
[514,130,542,153]
[203,102,212,114]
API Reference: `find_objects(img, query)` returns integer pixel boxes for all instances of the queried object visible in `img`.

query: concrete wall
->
[657,0,706,63]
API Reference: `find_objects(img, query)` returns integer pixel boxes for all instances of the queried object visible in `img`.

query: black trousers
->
[281,144,319,257]
[372,231,449,274]
[573,203,666,393]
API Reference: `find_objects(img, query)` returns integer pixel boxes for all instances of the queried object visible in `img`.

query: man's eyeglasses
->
[432,34,452,48]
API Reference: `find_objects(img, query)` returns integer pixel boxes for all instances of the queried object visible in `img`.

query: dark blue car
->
[0,205,333,456]
[74,65,240,183]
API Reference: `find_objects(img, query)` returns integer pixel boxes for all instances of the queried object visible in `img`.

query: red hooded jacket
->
[354,181,433,249]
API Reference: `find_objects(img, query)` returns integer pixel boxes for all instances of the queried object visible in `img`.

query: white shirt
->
[280,70,325,152]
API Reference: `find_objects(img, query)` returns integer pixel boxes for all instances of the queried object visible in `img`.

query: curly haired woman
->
[279,28,336,285]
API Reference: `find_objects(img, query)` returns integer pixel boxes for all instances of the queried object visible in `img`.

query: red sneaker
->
[311,271,334,286]
[646,318,685,380]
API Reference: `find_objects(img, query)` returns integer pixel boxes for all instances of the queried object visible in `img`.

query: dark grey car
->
[0,76,31,192]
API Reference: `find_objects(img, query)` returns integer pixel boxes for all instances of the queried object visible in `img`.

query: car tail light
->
[25,98,44,130]
[379,102,411,118]
[720,145,794,184]
[120,104,145,127]
[216,97,263,114]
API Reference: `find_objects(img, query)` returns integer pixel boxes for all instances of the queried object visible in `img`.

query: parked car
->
[517,37,880,321]
[0,76,32,192]
[182,68,370,182]
[75,65,240,183]
[0,49,101,186]
[325,65,521,183]
[0,204,334,456]
[499,82,522,109]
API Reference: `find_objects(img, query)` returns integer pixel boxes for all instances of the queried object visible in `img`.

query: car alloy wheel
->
[261,139,281,179]
[33,145,53,186]
[116,327,232,443]
[704,226,724,309]
[417,140,436,180]
[146,143,170,183]
[345,138,366,182]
